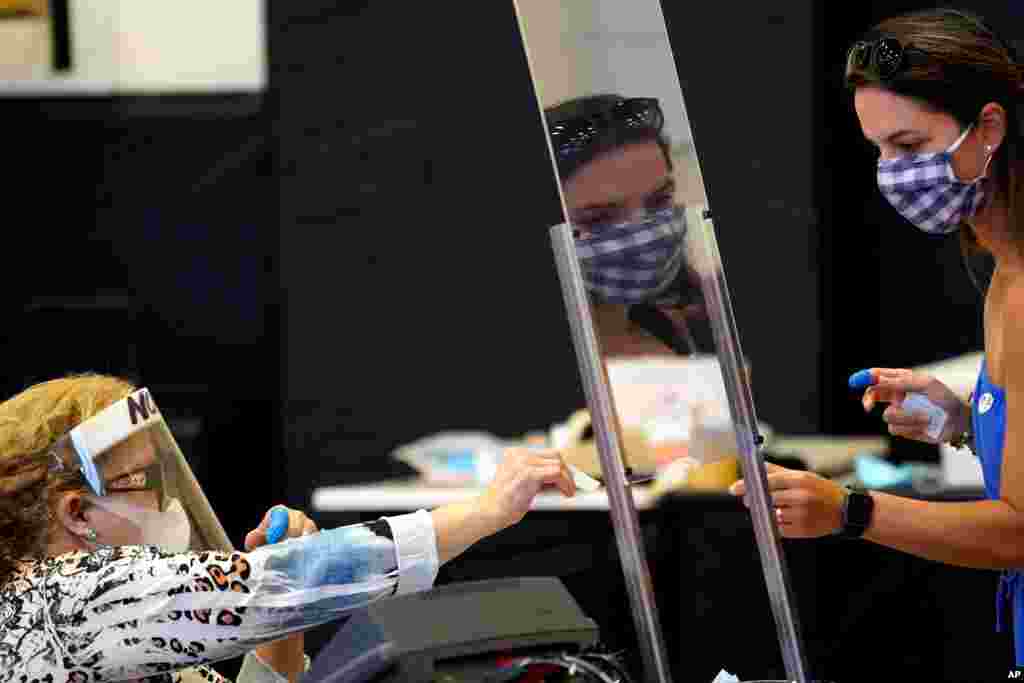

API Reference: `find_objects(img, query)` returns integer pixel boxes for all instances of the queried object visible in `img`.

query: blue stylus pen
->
[848,369,876,390]
[267,506,289,544]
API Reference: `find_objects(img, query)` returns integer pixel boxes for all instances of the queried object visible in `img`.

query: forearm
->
[430,498,502,565]
[864,492,1024,569]
[253,634,305,683]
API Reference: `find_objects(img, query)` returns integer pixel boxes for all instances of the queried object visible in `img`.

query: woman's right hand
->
[431,448,576,565]
[477,448,575,532]
[860,367,969,444]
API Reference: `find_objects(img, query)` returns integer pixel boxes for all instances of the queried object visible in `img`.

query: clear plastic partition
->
[511,1,809,681]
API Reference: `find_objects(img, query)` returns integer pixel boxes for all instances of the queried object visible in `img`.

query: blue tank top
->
[972,360,1023,665]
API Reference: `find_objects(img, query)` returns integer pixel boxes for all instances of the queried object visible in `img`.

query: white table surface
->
[312,479,660,512]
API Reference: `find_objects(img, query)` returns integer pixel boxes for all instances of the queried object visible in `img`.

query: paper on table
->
[567,463,602,492]
[549,409,661,477]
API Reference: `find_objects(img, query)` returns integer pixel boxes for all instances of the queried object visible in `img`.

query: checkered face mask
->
[574,205,686,304]
[876,124,990,234]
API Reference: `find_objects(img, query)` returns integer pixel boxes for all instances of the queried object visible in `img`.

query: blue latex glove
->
[848,369,876,389]
[267,506,290,544]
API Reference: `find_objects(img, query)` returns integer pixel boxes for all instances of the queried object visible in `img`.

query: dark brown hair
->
[845,8,1024,257]
[545,94,673,181]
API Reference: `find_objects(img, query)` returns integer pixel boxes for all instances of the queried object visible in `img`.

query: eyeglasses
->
[548,98,664,164]
[846,37,925,80]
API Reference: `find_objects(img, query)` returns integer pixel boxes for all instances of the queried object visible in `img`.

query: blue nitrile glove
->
[267,506,290,544]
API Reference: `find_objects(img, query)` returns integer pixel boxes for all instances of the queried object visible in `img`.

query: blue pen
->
[267,506,290,544]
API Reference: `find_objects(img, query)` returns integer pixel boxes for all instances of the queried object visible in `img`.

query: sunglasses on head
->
[846,37,927,80]
[548,98,664,164]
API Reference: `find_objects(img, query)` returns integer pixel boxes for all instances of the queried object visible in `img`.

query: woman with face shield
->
[726,8,1024,667]
[0,374,576,682]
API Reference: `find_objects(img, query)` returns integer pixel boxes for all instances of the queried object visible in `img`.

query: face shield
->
[49,387,233,553]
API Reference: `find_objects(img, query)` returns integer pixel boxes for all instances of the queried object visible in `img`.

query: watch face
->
[844,490,873,534]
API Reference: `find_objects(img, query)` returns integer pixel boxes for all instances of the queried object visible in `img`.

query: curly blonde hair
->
[0,373,135,581]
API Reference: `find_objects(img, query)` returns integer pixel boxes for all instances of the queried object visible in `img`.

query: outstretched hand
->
[729,463,846,538]
[477,448,576,531]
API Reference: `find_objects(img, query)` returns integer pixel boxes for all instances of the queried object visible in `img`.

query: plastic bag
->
[391,431,506,486]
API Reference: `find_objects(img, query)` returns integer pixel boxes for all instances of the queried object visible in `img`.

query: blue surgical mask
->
[574,206,686,304]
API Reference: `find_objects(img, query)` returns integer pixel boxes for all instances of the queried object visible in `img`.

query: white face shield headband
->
[48,387,233,553]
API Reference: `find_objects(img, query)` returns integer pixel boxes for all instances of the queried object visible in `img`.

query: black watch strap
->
[838,486,874,539]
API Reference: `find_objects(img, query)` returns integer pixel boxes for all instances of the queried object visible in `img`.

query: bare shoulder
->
[1000,275,1024,385]
[1003,275,1024,332]
[1004,271,1024,305]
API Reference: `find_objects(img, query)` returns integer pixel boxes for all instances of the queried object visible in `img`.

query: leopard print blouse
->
[0,511,439,683]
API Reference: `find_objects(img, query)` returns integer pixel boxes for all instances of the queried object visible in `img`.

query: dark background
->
[4,1,1024,681]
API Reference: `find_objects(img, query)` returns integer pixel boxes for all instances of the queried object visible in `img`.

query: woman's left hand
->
[244,505,318,551]
[729,463,847,538]
[246,506,318,683]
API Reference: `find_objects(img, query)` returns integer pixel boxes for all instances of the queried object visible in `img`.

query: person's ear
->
[53,490,91,539]
[978,102,1008,157]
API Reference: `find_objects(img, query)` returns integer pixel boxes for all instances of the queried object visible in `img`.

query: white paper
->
[568,463,602,492]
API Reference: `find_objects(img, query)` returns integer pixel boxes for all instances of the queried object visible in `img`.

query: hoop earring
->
[980,144,997,179]
[83,528,98,543]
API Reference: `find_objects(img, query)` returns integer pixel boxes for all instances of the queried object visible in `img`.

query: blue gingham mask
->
[876,124,989,234]
[574,205,686,303]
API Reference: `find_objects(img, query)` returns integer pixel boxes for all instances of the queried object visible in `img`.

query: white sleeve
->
[381,509,440,595]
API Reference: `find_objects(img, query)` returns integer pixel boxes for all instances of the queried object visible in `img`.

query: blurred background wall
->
[3,10,1024,678]
[5,0,1023,543]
